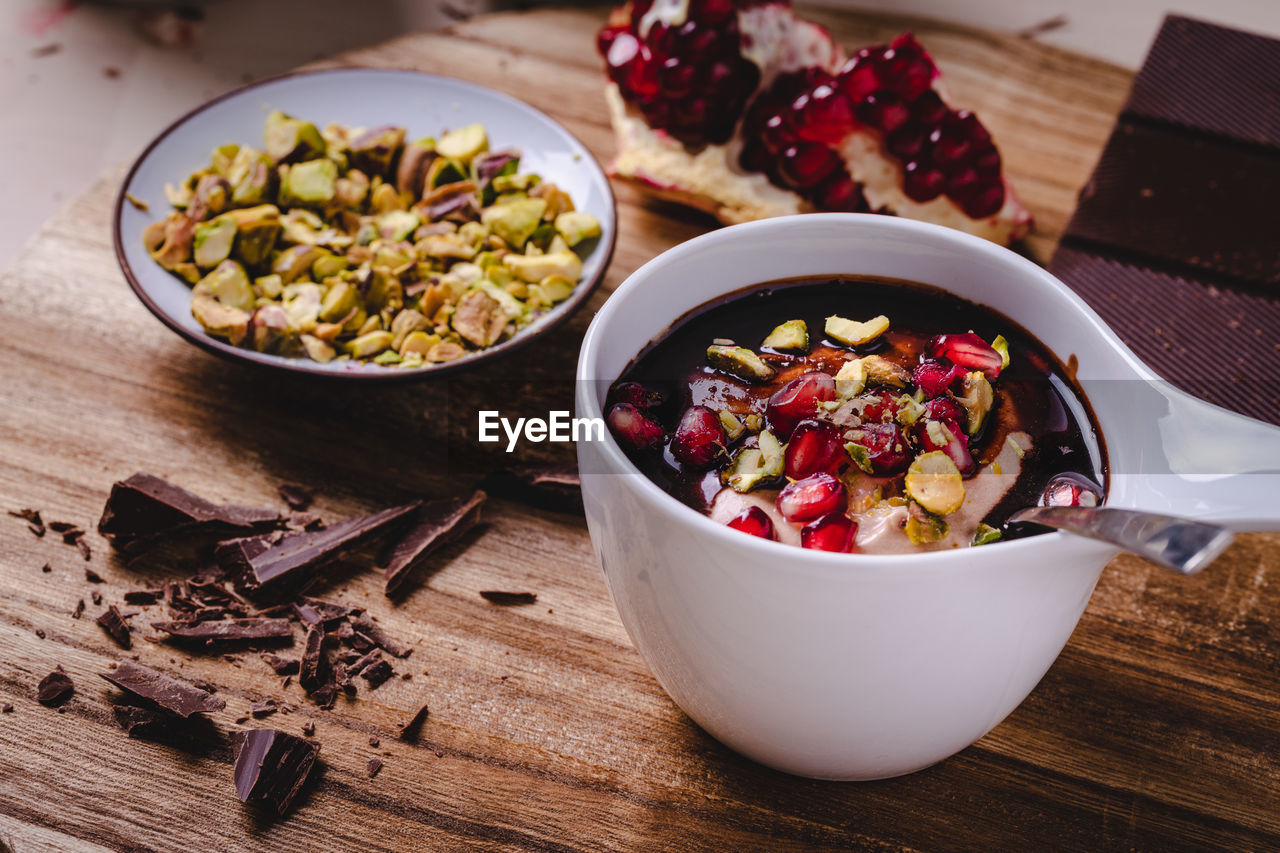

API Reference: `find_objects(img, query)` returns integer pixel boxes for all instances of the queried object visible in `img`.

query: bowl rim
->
[113,66,618,383]
[577,212,1131,570]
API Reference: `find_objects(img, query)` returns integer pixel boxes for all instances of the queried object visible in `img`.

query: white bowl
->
[574,213,1280,780]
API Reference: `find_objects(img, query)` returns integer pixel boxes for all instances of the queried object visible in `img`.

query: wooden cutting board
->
[0,8,1276,851]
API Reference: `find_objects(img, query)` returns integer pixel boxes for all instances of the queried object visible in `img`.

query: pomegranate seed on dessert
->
[854,387,905,423]
[914,418,976,476]
[844,422,912,476]
[785,419,846,479]
[608,403,666,451]
[793,85,855,144]
[911,90,948,125]
[609,381,665,411]
[766,372,837,437]
[903,161,945,202]
[671,405,728,468]
[963,179,1006,218]
[912,359,961,397]
[922,396,966,431]
[1042,475,1101,508]
[856,91,911,132]
[929,332,1003,376]
[726,505,777,540]
[801,512,858,552]
[778,142,840,189]
[777,472,847,523]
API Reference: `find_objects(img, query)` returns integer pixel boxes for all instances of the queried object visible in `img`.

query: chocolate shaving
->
[298,625,327,692]
[277,484,318,511]
[151,618,292,642]
[482,464,582,514]
[100,660,225,716]
[30,524,46,538]
[396,703,430,740]
[292,596,359,627]
[479,591,538,606]
[124,589,162,605]
[91,591,102,606]
[366,757,383,778]
[351,614,412,658]
[251,699,278,718]
[368,736,380,748]
[382,492,486,596]
[85,568,105,583]
[97,606,132,649]
[217,502,420,599]
[97,472,282,555]
[37,670,74,706]
[361,659,394,690]
[310,684,337,709]
[260,653,299,676]
[233,729,318,814]
[301,721,315,737]
[75,537,92,561]
[114,705,167,736]
[2,703,13,713]
[72,599,85,619]
[9,509,45,537]
[41,563,51,573]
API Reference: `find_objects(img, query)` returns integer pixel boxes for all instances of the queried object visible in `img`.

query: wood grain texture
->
[0,8,1276,852]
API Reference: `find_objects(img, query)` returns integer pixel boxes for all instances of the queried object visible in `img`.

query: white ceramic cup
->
[575,214,1280,781]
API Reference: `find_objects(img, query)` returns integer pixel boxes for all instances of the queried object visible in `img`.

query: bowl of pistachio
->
[114,68,616,378]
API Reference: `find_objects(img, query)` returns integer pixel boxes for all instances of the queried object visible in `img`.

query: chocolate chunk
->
[381,492,486,596]
[260,653,299,676]
[74,536,92,562]
[310,684,337,709]
[277,484,318,512]
[396,703,430,740]
[151,618,292,642]
[1,703,13,713]
[348,632,376,654]
[124,589,162,605]
[91,591,102,606]
[251,699,278,718]
[479,591,537,606]
[350,615,412,658]
[40,563,51,573]
[37,670,74,705]
[291,596,359,627]
[72,599,85,619]
[301,721,315,736]
[50,521,81,535]
[217,502,420,599]
[99,660,225,717]
[85,568,104,584]
[10,509,46,537]
[97,473,282,554]
[368,736,380,748]
[34,629,45,639]
[482,464,582,513]
[97,606,132,649]
[366,757,383,778]
[361,659,394,690]
[114,705,167,736]
[233,729,318,814]
[298,625,327,692]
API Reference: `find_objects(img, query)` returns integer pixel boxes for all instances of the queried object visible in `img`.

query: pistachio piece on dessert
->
[706,345,775,383]
[972,523,1002,546]
[718,410,746,441]
[861,354,910,388]
[834,357,865,398]
[825,314,890,347]
[723,431,784,493]
[904,501,949,545]
[762,319,809,352]
[991,334,1011,370]
[904,451,966,515]
[956,371,994,435]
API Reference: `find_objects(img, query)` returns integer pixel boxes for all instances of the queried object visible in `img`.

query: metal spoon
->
[1007,506,1235,575]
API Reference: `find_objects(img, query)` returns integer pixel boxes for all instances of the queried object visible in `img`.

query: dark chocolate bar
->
[381,492,486,596]
[233,729,318,814]
[97,473,282,554]
[100,661,225,717]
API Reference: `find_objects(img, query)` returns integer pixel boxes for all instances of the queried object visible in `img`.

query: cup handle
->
[1112,380,1280,531]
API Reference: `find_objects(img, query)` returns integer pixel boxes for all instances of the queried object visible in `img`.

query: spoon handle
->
[1007,506,1235,575]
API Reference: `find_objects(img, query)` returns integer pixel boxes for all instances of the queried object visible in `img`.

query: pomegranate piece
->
[1041,474,1101,508]
[784,419,845,480]
[914,418,975,477]
[607,403,666,451]
[671,405,728,468]
[929,332,1003,377]
[853,387,905,424]
[725,505,777,540]
[801,512,858,552]
[911,359,964,398]
[922,395,966,428]
[608,381,665,411]
[766,372,837,437]
[777,472,847,523]
[843,422,912,477]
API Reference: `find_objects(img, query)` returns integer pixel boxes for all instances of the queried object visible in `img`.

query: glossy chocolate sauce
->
[613,275,1108,542]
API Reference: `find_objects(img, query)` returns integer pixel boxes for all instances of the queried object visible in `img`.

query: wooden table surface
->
[0,8,1277,852]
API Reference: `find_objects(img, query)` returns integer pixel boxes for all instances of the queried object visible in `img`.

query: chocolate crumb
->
[301,721,315,737]
[34,629,45,639]
[100,660,225,716]
[251,699,278,718]
[1,703,13,713]
[49,521,80,534]
[97,606,132,649]
[37,670,74,706]
[361,659,394,690]
[72,599,85,619]
[281,676,292,688]
[235,715,250,724]
[85,568,104,584]
[75,537,92,561]
[259,653,299,676]
[435,750,443,758]
[114,705,165,736]
[396,703,430,740]
[366,757,383,778]
[124,589,162,605]
[368,736,380,748]
[91,591,103,606]
[10,509,45,537]
[41,563,51,573]
[479,591,537,606]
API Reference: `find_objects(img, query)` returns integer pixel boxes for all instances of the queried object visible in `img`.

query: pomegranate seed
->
[777,472,847,523]
[762,113,793,154]
[887,124,928,160]
[793,85,855,144]
[881,51,933,101]
[739,140,772,172]
[813,171,866,211]
[778,142,840,189]
[903,161,945,202]
[692,0,735,28]
[963,179,1006,218]
[973,145,1001,176]
[946,167,979,201]
[1042,474,1101,508]
[608,381,665,411]
[726,505,777,540]
[661,57,697,99]
[607,403,665,451]
[854,387,905,423]
[784,419,845,479]
[953,111,991,145]
[596,25,625,57]
[912,359,963,397]
[801,512,858,552]
[856,91,911,132]
[923,395,966,429]
[929,332,1003,376]
[844,422,912,476]
[838,54,882,101]
[911,90,948,125]
[766,372,837,437]
[931,130,971,171]
[671,405,728,468]
[914,418,976,476]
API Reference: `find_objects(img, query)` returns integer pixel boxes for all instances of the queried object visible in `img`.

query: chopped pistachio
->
[282,282,324,331]
[718,410,745,441]
[862,354,910,388]
[311,253,348,280]
[743,413,764,432]
[221,204,280,267]
[250,303,290,353]
[396,138,437,198]
[956,371,994,435]
[723,430,784,492]
[124,192,150,212]
[482,198,547,249]
[378,209,421,242]
[264,110,326,163]
[347,125,406,179]
[992,334,1011,370]
[346,330,394,358]
[299,333,336,363]
[834,357,866,398]
[992,460,1003,475]
[228,148,274,206]
[191,293,250,345]
[905,502,949,545]
[844,441,875,475]
[825,314,890,347]
[399,330,441,357]
[436,123,488,163]
[504,250,583,283]
[492,172,538,194]
[193,174,231,215]
[894,393,926,427]
[904,452,966,516]
[762,319,809,352]
[972,524,1002,546]
[254,274,284,299]
[369,182,404,214]
[536,274,575,304]
[553,211,601,247]
[706,345,775,383]
[192,217,236,268]
[272,244,326,285]
[452,289,507,348]
[195,260,254,312]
